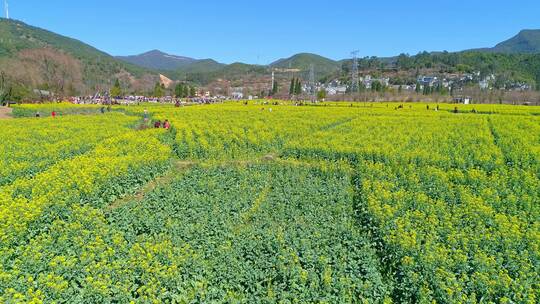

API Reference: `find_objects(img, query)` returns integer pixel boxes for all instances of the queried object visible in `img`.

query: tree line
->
[108,79,198,98]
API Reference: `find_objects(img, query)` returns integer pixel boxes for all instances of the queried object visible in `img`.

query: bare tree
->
[0,72,12,105]
[17,48,84,97]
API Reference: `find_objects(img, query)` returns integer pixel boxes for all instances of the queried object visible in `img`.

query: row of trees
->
[348,80,453,96]
[256,77,325,100]
[271,80,279,96]
[326,87,540,105]
[414,83,451,95]
[0,72,12,105]
[174,83,196,98]
[109,79,198,98]
[289,78,302,96]
[156,82,196,98]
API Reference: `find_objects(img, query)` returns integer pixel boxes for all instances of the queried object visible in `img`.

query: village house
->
[230,87,244,99]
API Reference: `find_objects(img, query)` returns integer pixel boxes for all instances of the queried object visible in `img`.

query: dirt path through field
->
[0,107,13,119]
[107,160,195,210]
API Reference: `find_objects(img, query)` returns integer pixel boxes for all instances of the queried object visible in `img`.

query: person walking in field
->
[143,109,149,122]
[163,120,171,130]
[154,120,161,128]
[51,111,56,118]
[35,111,41,118]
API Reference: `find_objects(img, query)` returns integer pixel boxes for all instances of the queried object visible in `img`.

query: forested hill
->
[116,50,198,71]
[270,53,341,74]
[0,18,157,99]
[478,30,540,54]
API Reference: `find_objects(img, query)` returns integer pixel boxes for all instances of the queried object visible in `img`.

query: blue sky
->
[7,0,540,64]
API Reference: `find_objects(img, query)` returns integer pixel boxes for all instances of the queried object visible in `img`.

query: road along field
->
[0,102,538,303]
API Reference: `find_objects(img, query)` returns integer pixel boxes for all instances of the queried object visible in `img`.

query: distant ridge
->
[117,30,540,81]
[469,29,540,54]
[116,50,197,71]
[491,30,540,53]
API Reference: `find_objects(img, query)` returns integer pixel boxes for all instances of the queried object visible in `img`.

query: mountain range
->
[0,17,539,99]
[116,29,540,83]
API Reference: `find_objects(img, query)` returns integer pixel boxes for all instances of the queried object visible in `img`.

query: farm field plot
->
[106,163,389,302]
[0,113,139,186]
[0,102,539,303]
[10,103,104,118]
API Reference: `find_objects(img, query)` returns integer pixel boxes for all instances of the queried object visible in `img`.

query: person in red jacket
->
[51,111,56,118]
[163,120,171,130]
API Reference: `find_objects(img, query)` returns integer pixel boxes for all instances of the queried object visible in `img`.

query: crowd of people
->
[68,95,225,106]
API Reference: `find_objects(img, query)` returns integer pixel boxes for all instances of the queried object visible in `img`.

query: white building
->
[325,86,347,95]
[479,80,489,90]
[362,75,390,89]
[230,87,244,99]
[418,76,438,87]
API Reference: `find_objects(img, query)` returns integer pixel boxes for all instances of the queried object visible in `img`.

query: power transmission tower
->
[351,50,360,93]
[308,64,315,102]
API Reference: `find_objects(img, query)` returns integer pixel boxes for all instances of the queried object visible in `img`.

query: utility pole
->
[351,50,360,93]
[271,70,275,96]
[308,64,315,102]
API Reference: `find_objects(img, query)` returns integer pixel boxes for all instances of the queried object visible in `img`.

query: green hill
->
[491,30,540,54]
[0,18,157,99]
[178,59,225,74]
[164,61,265,85]
[270,53,341,75]
[161,59,225,84]
[220,62,267,76]
[116,50,197,71]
